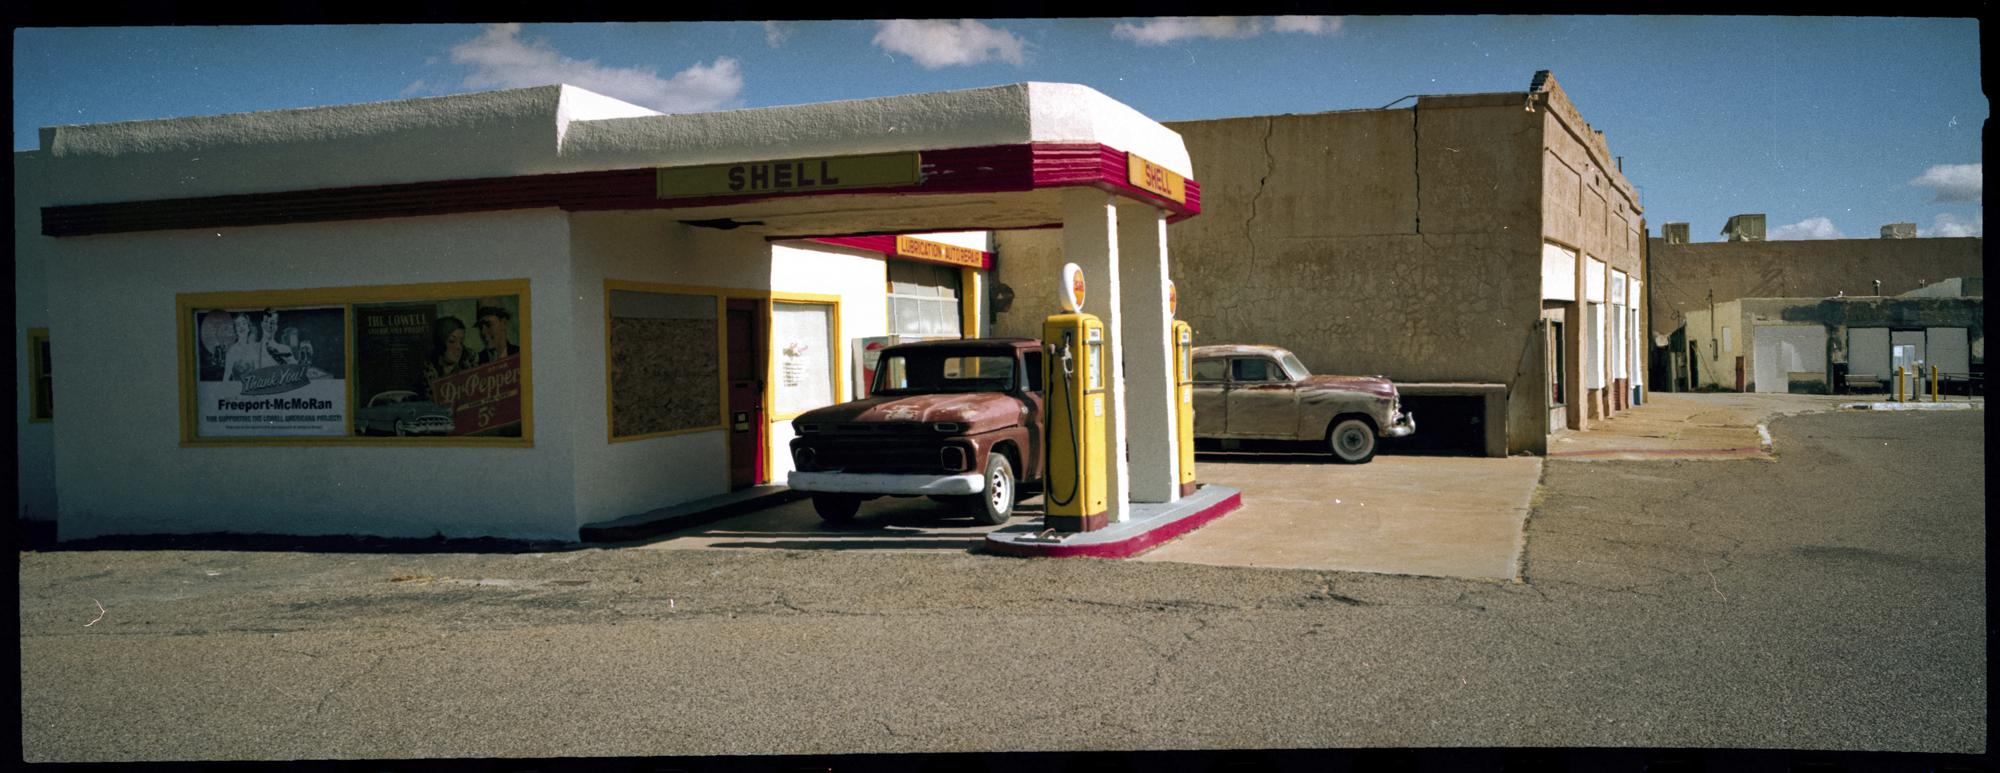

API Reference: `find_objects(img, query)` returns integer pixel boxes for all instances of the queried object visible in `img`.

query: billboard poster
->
[353,294,523,437]
[193,305,347,438]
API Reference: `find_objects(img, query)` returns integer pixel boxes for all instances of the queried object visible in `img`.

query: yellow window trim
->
[768,294,843,475]
[176,278,533,447]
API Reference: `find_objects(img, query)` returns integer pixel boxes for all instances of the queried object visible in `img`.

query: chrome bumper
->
[787,471,984,496]
[1381,411,1416,438]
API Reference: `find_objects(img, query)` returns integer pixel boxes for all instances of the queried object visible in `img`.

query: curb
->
[1840,402,1982,412]
[983,486,1243,559]
[579,488,809,543]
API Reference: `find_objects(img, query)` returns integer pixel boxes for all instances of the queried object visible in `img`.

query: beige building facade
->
[992,71,1646,455]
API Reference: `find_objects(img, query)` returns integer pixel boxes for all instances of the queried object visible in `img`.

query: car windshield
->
[1278,352,1310,380]
[873,352,1017,394]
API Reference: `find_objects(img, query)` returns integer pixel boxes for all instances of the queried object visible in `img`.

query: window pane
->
[1193,358,1227,382]
[1232,358,1279,381]
[773,302,835,416]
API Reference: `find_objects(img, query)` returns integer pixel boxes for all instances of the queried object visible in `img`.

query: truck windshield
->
[874,353,1017,394]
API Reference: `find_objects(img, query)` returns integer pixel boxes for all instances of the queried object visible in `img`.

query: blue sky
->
[12,17,1985,240]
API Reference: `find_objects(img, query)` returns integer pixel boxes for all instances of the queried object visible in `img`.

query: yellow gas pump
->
[1043,263,1108,532]
[1171,320,1197,496]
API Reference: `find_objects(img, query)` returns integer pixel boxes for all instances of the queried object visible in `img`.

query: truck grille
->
[795,439,957,474]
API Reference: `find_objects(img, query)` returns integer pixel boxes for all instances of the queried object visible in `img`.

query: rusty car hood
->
[1300,374,1397,400]
[793,392,1025,433]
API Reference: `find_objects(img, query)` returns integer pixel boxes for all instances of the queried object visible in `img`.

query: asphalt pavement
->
[16,410,1985,761]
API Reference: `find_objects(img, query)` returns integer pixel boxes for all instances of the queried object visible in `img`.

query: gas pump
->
[1043,263,1108,532]
[1171,319,1197,497]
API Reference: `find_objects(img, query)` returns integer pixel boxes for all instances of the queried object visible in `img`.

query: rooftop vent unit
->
[1721,214,1766,242]
[1880,222,1917,239]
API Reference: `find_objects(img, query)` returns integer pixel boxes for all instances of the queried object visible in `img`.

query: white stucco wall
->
[46,210,582,541]
[565,212,773,527]
[15,151,57,521]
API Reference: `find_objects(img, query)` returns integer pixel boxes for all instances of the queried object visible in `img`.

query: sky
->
[11,17,1986,241]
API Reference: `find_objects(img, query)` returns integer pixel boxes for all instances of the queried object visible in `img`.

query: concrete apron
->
[1135,455,1543,581]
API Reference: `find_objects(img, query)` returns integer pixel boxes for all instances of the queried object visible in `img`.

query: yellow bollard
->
[1932,365,1940,402]
[1895,366,1905,402]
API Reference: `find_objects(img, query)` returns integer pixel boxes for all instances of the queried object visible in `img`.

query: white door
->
[1891,331,1927,374]
[1927,327,1969,380]
[1848,327,1890,383]
[1754,326,1827,394]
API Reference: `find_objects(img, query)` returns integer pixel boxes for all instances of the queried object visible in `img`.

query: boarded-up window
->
[610,290,719,437]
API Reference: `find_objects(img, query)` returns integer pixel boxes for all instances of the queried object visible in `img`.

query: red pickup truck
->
[787,338,1045,524]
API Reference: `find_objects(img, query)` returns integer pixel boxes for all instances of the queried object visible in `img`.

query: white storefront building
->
[14,82,1201,542]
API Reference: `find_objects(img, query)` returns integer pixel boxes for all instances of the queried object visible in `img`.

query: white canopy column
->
[1061,188,1130,522]
[1116,200,1179,504]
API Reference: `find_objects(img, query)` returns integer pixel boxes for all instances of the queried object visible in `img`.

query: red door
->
[726,299,766,489]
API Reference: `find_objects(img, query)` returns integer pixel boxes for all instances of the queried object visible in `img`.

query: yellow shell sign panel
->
[656,152,922,198]
[1126,152,1186,205]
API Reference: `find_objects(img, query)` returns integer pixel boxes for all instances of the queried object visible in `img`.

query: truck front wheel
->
[812,494,861,522]
[971,453,1016,526]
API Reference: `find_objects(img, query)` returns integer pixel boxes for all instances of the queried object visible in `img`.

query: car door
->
[1224,356,1299,438]
[1190,356,1228,437]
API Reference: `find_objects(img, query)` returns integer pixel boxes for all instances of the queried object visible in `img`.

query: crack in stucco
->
[1245,116,1277,269]
[1411,102,1422,235]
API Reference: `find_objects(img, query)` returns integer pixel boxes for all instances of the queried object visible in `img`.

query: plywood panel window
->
[27,328,52,421]
[887,261,962,339]
[609,290,720,439]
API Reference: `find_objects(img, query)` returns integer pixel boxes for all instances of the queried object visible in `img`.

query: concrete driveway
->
[1135,452,1541,580]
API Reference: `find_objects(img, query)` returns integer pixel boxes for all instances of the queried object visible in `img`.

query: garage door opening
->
[1380,394,1486,456]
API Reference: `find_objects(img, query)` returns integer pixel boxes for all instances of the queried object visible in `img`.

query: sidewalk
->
[1548,391,1983,461]
[1546,392,1852,461]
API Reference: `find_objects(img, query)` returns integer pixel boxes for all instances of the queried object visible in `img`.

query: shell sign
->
[1060,263,1086,313]
[1168,280,1178,319]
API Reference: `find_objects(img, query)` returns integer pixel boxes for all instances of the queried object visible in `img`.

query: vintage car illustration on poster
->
[1190,344,1414,463]
[787,338,1045,524]
[354,390,454,436]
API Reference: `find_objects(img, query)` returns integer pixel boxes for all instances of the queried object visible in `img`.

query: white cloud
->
[1768,216,1846,240]
[1112,17,1263,45]
[1271,16,1343,35]
[1112,16,1344,44]
[1910,163,1982,203]
[871,19,1026,68]
[446,23,742,113]
[763,21,794,47]
[1919,212,1983,237]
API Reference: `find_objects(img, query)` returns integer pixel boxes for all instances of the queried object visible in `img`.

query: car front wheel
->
[1328,418,1377,464]
[812,494,861,523]
[971,453,1016,526]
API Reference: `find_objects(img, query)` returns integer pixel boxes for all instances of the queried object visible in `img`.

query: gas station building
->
[14,82,1205,542]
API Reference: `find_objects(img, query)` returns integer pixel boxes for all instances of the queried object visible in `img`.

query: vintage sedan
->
[354,390,454,437]
[1190,344,1414,463]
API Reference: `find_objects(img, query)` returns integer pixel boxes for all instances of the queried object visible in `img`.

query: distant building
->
[1646,216,1983,391]
[1677,278,1982,395]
